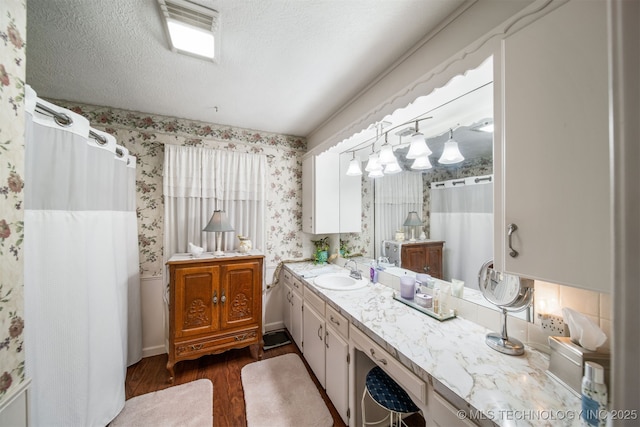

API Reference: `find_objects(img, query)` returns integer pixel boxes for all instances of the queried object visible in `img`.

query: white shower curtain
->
[23,87,140,426]
[374,172,423,258]
[163,145,266,261]
[430,176,493,290]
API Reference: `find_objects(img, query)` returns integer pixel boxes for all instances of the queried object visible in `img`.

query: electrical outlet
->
[538,313,569,336]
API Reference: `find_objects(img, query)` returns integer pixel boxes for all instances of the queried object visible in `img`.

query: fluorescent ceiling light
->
[158,0,219,61]
[167,19,214,59]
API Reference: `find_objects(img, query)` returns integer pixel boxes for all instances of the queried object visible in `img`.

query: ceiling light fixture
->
[158,0,219,60]
[438,128,465,164]
[384,160,402,174]
[346,152,363,176]
[406,120,432,159]
[378,133,397,165]
[365,145,382,172]
[411,154,433,170]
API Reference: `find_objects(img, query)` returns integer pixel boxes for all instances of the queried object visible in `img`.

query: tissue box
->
[547,336,610,396]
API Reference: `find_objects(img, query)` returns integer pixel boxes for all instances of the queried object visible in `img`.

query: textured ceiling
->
[26,0,466,137]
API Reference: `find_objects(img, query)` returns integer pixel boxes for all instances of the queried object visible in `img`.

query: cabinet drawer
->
[304,287,325,315]
[350,325,426,405]
[175,327,259,358]
[290,276,304,295]
[326,305,348,339]
[282,269,293,286]
[430,385,477,427]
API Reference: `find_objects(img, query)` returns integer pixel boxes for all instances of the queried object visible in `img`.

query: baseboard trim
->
[142,345,166,358]
[264,320,285,333]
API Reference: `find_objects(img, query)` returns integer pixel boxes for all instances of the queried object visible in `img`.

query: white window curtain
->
[163,145,266,263]
[430,176,493,289]
[374,172,423,258]
[23,86,141,426]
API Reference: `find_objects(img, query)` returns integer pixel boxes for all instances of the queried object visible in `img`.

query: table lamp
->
[403,211,423,242]
[203,210,234,256]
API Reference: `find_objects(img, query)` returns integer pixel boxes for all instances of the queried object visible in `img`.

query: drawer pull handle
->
[507,223,519,258]
[369,348,388,366]
[190,344,203,351]
[329,315,340,326]
[235,334,247,341]
[325,330,329,349]
[318,325,323,341]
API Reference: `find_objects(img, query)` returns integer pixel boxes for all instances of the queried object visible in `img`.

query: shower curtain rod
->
[34,101,127,161]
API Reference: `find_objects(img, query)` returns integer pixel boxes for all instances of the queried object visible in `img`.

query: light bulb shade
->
[411,154,432,170]
[438,139,465,164]
[365,153,382,172]
[368,169,384,178]
[403,211,423,226]
[406,132,432,159]
[383,160,402,174]
[346,158,363,176]
[203,210,234,232]
[378,145,396,165]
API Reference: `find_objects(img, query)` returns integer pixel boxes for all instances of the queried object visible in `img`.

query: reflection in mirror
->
[336,58,493,291]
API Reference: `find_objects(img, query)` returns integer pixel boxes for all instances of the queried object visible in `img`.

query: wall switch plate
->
[538,313,569,336]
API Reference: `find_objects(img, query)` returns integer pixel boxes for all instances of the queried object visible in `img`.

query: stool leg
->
[361,386,391,427]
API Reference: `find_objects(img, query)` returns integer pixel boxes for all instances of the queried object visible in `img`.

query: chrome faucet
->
[344,259,362,280]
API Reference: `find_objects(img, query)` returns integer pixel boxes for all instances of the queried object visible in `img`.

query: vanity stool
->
[362,366,420,427]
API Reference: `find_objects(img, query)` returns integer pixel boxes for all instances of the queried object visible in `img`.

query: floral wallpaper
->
[0,0,26,403]
[50,100,307,278]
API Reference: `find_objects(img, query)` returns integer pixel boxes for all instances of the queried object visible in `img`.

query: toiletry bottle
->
[432,284,440,314]
[370,261,378,284]
[581,361,607,427]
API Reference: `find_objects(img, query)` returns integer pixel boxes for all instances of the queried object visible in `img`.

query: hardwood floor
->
[124,340,347,427]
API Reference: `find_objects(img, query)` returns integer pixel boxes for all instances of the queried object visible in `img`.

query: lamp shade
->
[411,154,432,170]
[378,145,396,165]
[203,210,234,232]
[368,169,384,179]
[383,160,402,174]
[365,153,382,172]
[403,211,423,226]
[346,158,363,176]
[406,132,432,159]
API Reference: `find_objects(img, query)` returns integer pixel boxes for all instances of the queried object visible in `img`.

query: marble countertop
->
[284,262,581,427]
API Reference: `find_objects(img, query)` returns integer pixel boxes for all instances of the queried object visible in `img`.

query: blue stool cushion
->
[365,366,420,414]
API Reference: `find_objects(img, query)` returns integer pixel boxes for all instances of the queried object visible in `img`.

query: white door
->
[290,290,304,350]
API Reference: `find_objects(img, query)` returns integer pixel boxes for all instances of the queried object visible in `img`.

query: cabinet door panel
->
[402,246,426,273]
[221,260,262,329]
[290,291,303,350]
[303,304,326,388]
[501,0,609,291]
[174,265,220,338]
[325,326,349,424]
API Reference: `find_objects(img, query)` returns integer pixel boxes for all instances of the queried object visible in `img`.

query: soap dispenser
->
[581,361,608,427]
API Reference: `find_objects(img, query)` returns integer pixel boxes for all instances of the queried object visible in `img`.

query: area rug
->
[109,379,213,427]
[241,353,333,427]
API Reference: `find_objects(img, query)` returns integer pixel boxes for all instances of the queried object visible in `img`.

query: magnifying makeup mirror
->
[478,260,534,356]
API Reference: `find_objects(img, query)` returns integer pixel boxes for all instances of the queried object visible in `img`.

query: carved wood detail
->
[230,293,251,320]
[184,298,209,328]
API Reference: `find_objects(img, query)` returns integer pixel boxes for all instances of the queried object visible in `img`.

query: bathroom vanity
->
[282,261,580,427]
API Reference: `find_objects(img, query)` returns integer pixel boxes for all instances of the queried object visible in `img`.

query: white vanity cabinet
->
[281,269,303,350]
[302,151,362,234]
[302,288,350,425]
[497,0,610,293]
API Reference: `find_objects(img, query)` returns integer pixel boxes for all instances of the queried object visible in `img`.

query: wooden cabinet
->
[281,269,303,350]
[302,151,362,234]
[400,241,444,278]
[497,0,610,292]
[166,255,263,382]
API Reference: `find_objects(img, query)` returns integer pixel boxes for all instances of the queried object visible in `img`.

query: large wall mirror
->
[332,58,494,291]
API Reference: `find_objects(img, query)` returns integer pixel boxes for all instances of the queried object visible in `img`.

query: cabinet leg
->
[166,361,175,384]
[251,341,263,360]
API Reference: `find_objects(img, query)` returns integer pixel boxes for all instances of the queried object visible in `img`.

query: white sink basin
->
[313,273,369,291]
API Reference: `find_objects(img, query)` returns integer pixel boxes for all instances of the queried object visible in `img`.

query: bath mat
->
[109,379,212,427]
[263,329,292,350]
[241,353,332,427]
